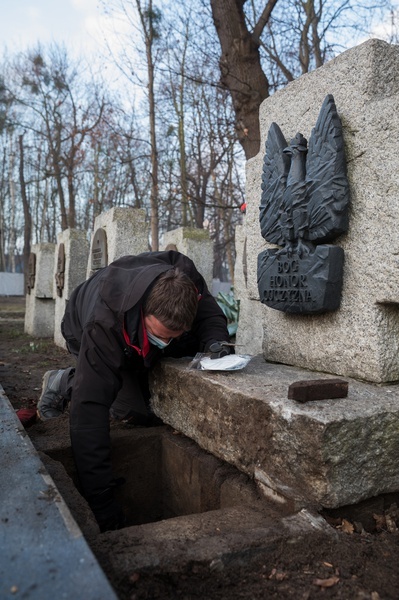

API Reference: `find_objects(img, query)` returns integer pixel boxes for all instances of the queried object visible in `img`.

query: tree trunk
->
[147,50,159,250]
[0,146,7,271]
[19,134,31,292]
[210,0,274,159]
[67,168,76,228]
[137,0,160,251]
[8,135,16,272]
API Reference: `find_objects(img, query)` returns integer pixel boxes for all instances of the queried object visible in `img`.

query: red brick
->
[288,379,348,403]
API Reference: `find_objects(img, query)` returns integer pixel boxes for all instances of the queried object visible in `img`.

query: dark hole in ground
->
[44,423,399,534]
[321,492,399,533]
[45,426,276,528]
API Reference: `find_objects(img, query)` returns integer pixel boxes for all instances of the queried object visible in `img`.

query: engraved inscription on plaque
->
[55,243,66,298]
[258,246,344,314]
[91,228,108,271]
[27,253,36,295]
[258,94,350,314]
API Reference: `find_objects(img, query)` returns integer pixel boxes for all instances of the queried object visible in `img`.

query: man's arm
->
[169,251,231,350]
[69,323,125,529]
[191,286,231,351]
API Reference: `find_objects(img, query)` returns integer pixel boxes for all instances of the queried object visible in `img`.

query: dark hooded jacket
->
[61,250,229,500]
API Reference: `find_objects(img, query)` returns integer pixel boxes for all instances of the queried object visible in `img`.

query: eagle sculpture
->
[258,94,350,314]
[259,94,349,257]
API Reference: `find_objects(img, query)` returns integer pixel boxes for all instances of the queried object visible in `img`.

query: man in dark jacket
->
[37,250,230,531]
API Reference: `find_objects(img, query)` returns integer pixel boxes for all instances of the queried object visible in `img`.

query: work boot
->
[37,369,68,420]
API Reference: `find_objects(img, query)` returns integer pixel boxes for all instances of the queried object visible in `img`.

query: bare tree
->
[19,133,32,290]
[103,0,162,250]
[210,0,277,159]
[8,45,107,231]
[210,0,393,159]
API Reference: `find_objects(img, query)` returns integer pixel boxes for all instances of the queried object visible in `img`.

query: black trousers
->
[59,366,152,424]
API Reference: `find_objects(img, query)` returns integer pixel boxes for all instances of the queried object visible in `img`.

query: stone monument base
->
[150,356,399,510]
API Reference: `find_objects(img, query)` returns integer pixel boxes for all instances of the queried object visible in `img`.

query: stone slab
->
[87,207,148,278]
[96,506,334,575]
[24,243,55,337]
[0,385,116,600]
[162,227,214,290]
[237,39,399,383]
[53,229,89,348]
[150,355,399,509]
[233,225,263,355]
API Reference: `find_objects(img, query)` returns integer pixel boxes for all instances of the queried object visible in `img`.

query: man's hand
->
[208,341,233,360]
[89,487,126,533]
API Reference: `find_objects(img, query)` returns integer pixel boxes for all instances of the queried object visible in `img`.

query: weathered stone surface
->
[234,225,263,355]
[86,207,148,278]
[24,243,55,337]
[150,356,399,509]
[95,507,332,575]
[0,385,116,600]
[162,227,214,290]
[54,229,89,348]
[236,39,399,382]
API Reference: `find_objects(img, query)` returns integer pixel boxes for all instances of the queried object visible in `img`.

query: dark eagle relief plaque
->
[257,94,349,314]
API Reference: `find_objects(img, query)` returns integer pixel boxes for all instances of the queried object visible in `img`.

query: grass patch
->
[2,326,25,339]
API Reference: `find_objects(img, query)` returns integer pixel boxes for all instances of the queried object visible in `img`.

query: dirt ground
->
[1,296,399,600]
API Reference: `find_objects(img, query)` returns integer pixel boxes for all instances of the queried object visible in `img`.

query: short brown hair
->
[144,269,198,331]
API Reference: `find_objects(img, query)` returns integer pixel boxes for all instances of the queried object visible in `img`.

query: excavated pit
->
[29,417,287,531]
[29,418,341,590]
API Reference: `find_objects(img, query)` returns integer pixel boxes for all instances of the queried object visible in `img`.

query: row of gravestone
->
[24,206,213,348]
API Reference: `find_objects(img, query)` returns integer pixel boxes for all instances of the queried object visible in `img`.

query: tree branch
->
[252,0,280,43]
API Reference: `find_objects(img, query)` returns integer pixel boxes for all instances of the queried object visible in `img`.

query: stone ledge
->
[150,355,399,509]
[0,385,116,600]
[95,507,334,575]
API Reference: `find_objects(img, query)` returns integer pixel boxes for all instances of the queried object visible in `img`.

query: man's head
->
[143,269,198,342]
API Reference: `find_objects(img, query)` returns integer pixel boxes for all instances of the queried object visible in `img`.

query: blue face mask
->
[146,330,171,350]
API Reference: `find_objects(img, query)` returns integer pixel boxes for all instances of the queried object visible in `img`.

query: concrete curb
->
[0,384,117,600]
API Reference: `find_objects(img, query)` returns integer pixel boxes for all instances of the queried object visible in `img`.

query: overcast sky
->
[0,0,106,56]
[0,0,397,62]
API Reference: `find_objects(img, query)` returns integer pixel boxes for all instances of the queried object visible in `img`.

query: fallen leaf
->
[373,513,386,532]
[341,518,354,534]
[313,576,339,588]
[268,568,277,579]
[268,568,286,581]
[385,514,398,533]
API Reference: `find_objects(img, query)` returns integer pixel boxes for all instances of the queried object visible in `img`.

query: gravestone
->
[86,207,148,278]
[235,39,399,383]
[24,244,56,337]
[162,227,214,290]
[233,225,263,355]
[53,230,89,349]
